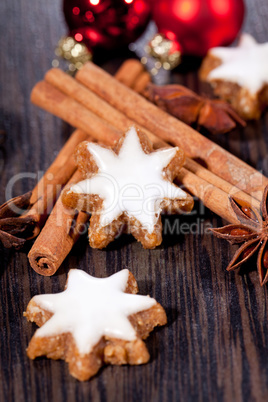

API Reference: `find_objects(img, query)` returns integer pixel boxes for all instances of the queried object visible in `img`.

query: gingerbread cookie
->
[199,34,268,120]
[62,127,193,249]
[24,269,167,381]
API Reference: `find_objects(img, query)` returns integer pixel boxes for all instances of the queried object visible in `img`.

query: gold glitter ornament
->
[54,36,92,72]
[145,34,181,71]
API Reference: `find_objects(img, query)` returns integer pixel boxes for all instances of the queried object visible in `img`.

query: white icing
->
[70,127,187,233]
[33,269,156,355]
[208,33,268,94]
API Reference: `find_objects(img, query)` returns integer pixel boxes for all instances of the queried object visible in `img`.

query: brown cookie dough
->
[199,34,268,120]
[62,127,193,249]
[24,269,167,381]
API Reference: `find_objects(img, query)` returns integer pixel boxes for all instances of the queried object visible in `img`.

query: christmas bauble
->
[63,0,151,52]
[151,0,245,57]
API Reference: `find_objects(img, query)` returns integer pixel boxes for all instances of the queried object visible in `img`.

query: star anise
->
[211,186,268,286]
[0,192,37,249]
[144,83,246,135]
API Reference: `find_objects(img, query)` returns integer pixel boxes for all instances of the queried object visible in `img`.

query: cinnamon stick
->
[44,69,166,150]
[133,71,151,94]
[115,59,151,93]
[28,170,89,276]
[115,59,145,88]
[76,62,268,201]
[0,129,89,247]
[25,129,89,230]
[31,81,121,145]
[30,129,88,206]
[175,168,239,223]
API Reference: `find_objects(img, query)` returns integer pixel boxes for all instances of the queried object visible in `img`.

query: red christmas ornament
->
[63,0,151,52]
[151,0,245,57]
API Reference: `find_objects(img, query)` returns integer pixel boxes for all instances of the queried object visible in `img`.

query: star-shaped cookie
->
[25,269,167,381]
[62,127,193,249]
[200,34,268,119]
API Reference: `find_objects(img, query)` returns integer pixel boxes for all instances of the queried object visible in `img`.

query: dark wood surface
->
[1,1,268,401]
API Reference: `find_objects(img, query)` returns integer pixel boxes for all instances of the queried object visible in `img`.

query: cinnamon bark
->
[44,69,166,150]
[31,81,121,146]
[115,59,151,93]
[175,168,240,224]
[0,129,89,248]
[28,170,89,276]
[30,129,88,206]
[75,62,268,201]
[133,71,151,94]
[114,59,145,88]
[26,129,89,228]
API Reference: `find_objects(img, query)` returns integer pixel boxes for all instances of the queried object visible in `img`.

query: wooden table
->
[1,1,268,401]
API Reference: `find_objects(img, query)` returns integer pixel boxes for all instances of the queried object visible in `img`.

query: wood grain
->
[1,0,268,401]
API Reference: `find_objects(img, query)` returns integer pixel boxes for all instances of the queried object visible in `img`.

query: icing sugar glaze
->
[70,127,187,233]
[208,34,268,94]
[33,269,156,355]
